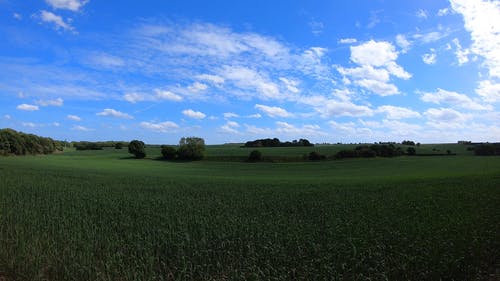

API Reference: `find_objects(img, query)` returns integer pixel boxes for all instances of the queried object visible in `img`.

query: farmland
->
[0,145,499,280]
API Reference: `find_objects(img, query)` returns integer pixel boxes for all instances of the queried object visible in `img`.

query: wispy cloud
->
[38,10,75,32]
[17,104,39,111]
[45,0,89,12]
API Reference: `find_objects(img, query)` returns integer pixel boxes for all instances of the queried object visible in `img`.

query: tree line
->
[244,138,313,148]
[128,137,206,161]
[0,128,67,156]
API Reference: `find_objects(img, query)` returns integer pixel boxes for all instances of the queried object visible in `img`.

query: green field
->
[0,146,499,280]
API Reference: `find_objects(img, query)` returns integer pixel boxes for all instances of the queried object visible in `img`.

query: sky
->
[0,0,499,144]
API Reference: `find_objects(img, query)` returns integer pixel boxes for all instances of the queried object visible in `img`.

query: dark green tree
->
[128,140,146,159]
[247,150,262,162]
[406,147,416,156]
[161,145,177,160]
[177,137,205,160]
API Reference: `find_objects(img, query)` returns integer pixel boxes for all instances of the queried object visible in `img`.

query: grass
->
[0,146,499,280]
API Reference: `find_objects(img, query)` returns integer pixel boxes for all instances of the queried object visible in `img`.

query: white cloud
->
[413,31,447,44]
[219,120,240,134]
[155,89,183,101]
[223,112,239,118]
[452,38,470,65]
[45,0,88,11]
[4,115,11,120]
[338,38,357,44]
[13,13,22,20]
[39,10,74,32]
[424,107,471,128]
[420,88,492,110]
[255,104,292,118]
[52,122,60,127]
[300,96,373,118]
[67,114,81,121]
[422,48,437,64]
[355,79,399,96]
[182,109,206,119]
[220,66,280,99]
[17,104,39,111]
[395,34,411,53]
[350,40,398,67]
[22,122,36,128]
[196,74,224,85]
[279,77,300,93]
[416,9,429,19]
[475,80,500,103]
[275,121,323,136]
[340,40,410,96]
[36,97,64,106]
[140,121,179,133]
[123,93,145,103]
[187,82,208,93]
[71,125,93,131]
[377,105,421,119]
[437,8,450,16]
[96,108,133,119]
[247,113,262,118]
[450,0,500,78]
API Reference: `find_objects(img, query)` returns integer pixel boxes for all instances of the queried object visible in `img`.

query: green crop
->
[0,147,498,280]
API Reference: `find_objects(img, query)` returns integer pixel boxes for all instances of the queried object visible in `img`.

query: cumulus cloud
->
[187,82,208,93]
[339,40,411,96]
[275,122,323,136]
[424,107,471,128]
[140,121,178,132]
[255,104,293,118]
[45,0,89,11]
[155,89,183,101]
[196,74,225,85]
[475,80,500,103]
[420,88,492,110]
[377,105,421,119]
[422,48,437,64]
[39,10,74,32]
[22,122,36,128]
[219,120,240,134]
[182,109,206,119]
[67,114,81,121]
[450,0,500,78]
[96,108,133,119]
[36,97,64,106]
[220,66,280,99]
[437,8,450,16]
[279,77,300,94]
[17,104,39,111]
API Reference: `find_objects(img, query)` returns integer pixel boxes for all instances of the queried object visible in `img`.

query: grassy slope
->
[0,148,499,280]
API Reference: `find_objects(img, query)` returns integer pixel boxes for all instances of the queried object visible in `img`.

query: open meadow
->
[0,145,499,280]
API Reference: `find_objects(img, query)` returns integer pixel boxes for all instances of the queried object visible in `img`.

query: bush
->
[177,137,205,160]
[308,151,326,161]
[406,147,416,156]
[474,143,500,156]
[247,150,262,162]
[161,145,177,160]
[128,140,146,159]
[115,142,123,149]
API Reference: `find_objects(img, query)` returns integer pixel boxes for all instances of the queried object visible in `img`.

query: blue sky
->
[1,0,499,144]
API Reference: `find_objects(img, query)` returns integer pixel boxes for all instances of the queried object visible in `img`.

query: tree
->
[115,142,123,149]
[161,145,177,160]
[128,140,146,159]
[406,147,416,156]
[177,137,205,160]
[248,150,262,162]
[308,151,326,161]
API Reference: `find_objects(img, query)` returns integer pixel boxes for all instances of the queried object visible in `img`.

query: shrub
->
[308,151,326,161]
[406,147,416,156]
[247,150,262,162]
[177,137,205,160]
[128,140,146,159]
[161,145,177,160]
